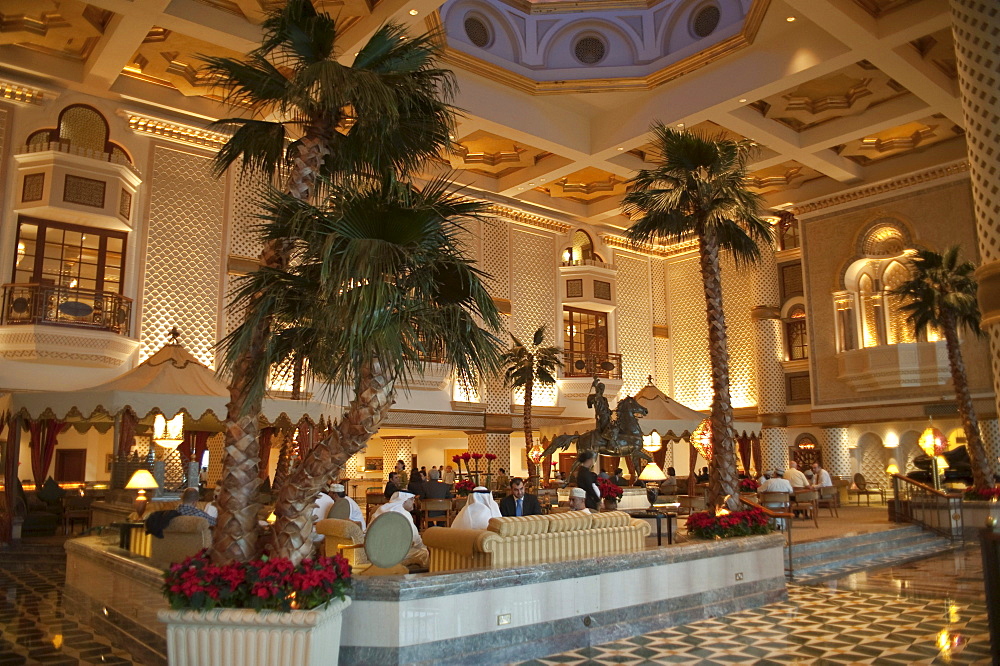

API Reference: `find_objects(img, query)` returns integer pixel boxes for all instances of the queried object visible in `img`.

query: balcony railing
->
[562,350,622,379]
[2,283,132,335]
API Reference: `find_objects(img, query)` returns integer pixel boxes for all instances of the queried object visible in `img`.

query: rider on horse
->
[587,376,617,444]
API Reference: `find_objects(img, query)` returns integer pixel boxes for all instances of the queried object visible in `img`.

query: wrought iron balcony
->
[2,283,132,336]
[562,350,622,379]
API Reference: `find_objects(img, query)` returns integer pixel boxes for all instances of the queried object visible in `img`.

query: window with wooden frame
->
[13,217,126,294]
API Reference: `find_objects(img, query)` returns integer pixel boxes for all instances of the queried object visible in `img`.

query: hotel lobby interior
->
[1,0,1000,664]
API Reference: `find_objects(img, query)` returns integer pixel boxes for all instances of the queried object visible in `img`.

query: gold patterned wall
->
[0,105,8,188]
[483,217,511,301]
[141,145,226,366]
[613,251,653,399]
[650,257,672,394]
[510,226,558,408]
[720,256,758,409]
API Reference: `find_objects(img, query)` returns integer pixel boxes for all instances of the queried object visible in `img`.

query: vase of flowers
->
[158,550,352,666]
[597,478,623,510]
[686,506,772,539]
[484,452,497,488]
[738,478,760,494]
[455,479,476,497]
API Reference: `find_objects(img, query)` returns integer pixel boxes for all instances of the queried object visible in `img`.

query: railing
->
[560,259,614,270]
[562,350,623,379]
[891,473,964,542]
[739,496,796,578]
[18,141,141,176]
[1,283,132,336]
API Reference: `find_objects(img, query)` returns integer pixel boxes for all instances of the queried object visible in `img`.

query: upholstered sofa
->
[316,518,368,567]
[147,516,212,569]
[422,510,650,573]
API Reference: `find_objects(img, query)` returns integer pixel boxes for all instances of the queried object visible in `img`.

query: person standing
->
[499,477,541,517]
[442,465,456,484]
[575,450,601,511]
[395,460,409,488]
[429,465,441,481]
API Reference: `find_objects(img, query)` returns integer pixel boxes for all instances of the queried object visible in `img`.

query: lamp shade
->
[125,469,158,490]
[638,462,667,482]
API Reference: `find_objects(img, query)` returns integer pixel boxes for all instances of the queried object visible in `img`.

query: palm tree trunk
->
[942,315,991,489]
[698,229,740,511]
[270,358,396,565]
[272,435,291,492]
[215,125,332,564]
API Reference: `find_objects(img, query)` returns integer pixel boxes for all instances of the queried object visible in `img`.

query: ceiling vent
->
[574,36,606,65]
[692,5,721,38]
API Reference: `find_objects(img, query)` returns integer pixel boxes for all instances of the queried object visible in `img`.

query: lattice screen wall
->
[381,437,413,482]
[206,433,225,486]
[822,427,852,477]
[0,107,7,184]
[468,432,511,473]
[483,217,510,300]
[666,257,711,409]
[510,227,558,407]
[343,451,363,479]
[228,173,266,259]
[760,428,788,472]
[614,252,653,398]
[950,0,1000,426]
[859,440,888,488]
[650,258,673,393]
[982,418,1000,478]
[720,256,758,409]
[141,146,226,366]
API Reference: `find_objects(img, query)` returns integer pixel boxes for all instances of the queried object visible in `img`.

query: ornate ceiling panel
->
[449,130,551,177]
[909,28,957,82]
[536,166,625,203]
[0,0,112,61]
[748,160,826,194]
[851,0,921,19]
[834,114,964,166]
[751,61,910,132]
[123,28,244,97]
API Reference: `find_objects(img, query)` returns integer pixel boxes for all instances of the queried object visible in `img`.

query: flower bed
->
[963,487,1000,501]
[163,550,351,612]
[738,478,760,493]
[686,506,773,539]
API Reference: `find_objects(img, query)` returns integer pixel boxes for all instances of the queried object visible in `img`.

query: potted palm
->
[159,550,351,666]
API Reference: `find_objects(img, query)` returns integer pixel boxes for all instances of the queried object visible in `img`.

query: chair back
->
[421,499,452,513]
[759,492,790,504]
[794,490,818,502]
[853,473,868,490]
[366,492,388,506]
[328,498,352,520]
[819,486,837,500]
[364,511,412,569]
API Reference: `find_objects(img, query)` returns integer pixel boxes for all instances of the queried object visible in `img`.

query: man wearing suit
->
[384,471,401,500]
[422,479,454,519]
[499,478,542,517]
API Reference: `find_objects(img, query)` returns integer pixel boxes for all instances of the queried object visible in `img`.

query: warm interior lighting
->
[153,413,184,449]
[918,425,946,457]
[642,431,662,453]
[691,419,713,462]
[786,16,796,21]
[638,463,666,482]
[408,8,419,14]
[528,441,544,465]
[126,469,158,518]
[886,463,899,475]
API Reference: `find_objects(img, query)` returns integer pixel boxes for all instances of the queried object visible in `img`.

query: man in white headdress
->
[568,487,591,514]
[330,483,366,532]
[451,487,502,530]
[371,491,428,568]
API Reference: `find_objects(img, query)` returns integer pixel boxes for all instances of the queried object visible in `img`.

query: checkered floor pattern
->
[516,585,991,665]
[0,561,135,666]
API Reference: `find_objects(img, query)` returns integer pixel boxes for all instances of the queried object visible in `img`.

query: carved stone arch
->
[660,0,742,54]
[855,216,915,258]
[538,18,641,67]
[57,104,110,153]
[444,0,524,61]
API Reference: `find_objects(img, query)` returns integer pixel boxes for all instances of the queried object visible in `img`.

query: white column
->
[822,427,852,478]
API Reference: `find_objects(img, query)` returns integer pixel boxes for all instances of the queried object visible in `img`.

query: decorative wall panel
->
[141,146,225,366]
[482,217,510,300]
[720,256,758,409]
[63,174,106,207]
[981,418,1000,479]
[614,252,652,399]
[381,437,413,482]
[206,433,225,487]
[22,173,43,202]
[119,189,132,220]
[667,256,711,409]
[859,440,888,487]
[0,106,7,183]
[822,426,851,477]
[468,432,511,475]
[228,173,267,259]
[653,338,672,396]
[510,226,557,409]
[760,428,788,472]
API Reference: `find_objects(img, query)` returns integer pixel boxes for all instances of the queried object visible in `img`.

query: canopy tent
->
[0,342,335,429]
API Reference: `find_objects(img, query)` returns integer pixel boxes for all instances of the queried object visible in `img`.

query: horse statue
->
[542,393,652,482]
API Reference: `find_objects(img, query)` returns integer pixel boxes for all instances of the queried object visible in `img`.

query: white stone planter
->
[158,597,351,666]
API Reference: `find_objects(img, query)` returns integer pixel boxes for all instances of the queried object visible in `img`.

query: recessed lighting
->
[617,147,624,151]
[739,98,747,103]
[677,123,685,128]
[448,134,455,140]
[409,9,419,15]
[786,15,796,22]
[354,52,359,56]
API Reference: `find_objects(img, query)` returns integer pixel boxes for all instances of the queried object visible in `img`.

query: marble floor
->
[518,545,993,665]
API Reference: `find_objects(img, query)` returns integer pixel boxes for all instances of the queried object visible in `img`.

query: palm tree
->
[500,327,562,477]
[623,125,771,511]
[203,0,455,562]
[221,176,503,563]
[890,246,992,490]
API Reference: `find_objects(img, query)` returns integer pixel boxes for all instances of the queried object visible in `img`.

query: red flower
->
[461,452,472,461]
[452,455,461,463]
[470,453,483,460]
[484,453,497,461]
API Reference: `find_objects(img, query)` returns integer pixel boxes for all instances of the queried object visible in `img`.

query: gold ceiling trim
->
[430,0,770,95]
[125,113,230,150]
[601,233,697,258]
[0,80,46,105]
[793,161,970,215]
[496,0,660,15]
[490,204,573,233]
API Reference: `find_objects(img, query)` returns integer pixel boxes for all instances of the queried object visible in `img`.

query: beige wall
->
[802,179,994,409]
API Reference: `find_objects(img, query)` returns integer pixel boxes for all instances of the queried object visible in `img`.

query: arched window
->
[784,304,808,360]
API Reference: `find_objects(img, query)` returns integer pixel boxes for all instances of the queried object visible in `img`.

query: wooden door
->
[55,449,87,482]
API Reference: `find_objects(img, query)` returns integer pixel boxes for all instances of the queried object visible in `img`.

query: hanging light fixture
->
[153,413,184,449]
[528,441,544,465]
[918,425,946,457]
[691,419,713,463]
[642,430,662,453]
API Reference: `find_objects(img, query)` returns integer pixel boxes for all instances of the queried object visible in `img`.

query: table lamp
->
[638,462,667,506]
[125,469,158,519]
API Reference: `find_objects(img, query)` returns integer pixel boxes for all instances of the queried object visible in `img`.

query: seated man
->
[811,462,834,489]
[384,471,401,500]
[611,468,628,486]
[422,477,453,520]
[499,477,541,517]
[372,491,428,568]
[759,470,793,529]
[176,487,216,527]
[785,461,810,490]
[330,483,366,532]
[568,487,591,514]
[452,487,501,529]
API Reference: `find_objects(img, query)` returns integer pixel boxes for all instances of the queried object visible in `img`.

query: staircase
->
[788,524,957,585]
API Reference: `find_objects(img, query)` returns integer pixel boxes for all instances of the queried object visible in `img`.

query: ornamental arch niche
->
[444,1,523,61]
[661,0,743,53]
[540,20,640,69]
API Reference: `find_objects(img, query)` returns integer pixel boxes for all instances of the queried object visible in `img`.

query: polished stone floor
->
[518,546,992,665]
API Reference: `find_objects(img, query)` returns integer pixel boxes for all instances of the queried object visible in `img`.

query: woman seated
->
[451,487,502,530]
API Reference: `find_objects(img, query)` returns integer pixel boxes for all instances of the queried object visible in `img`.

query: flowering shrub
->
[163,550,350,612]
[686,507,773,539]
[964,487,1000,501]
[455,480,476,495]
[597,478,623,501]
[738,478,760,493]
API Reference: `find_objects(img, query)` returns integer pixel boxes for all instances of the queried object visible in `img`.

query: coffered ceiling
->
[0,0,968,229]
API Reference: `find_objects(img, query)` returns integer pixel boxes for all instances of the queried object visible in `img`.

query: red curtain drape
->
[1,414,18,542]
[737,434,751,474]
[179,431,212,466]
[751,435,762,477]
[27,418,67,486]
[117,407,138,459]
[258,427,275,479]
